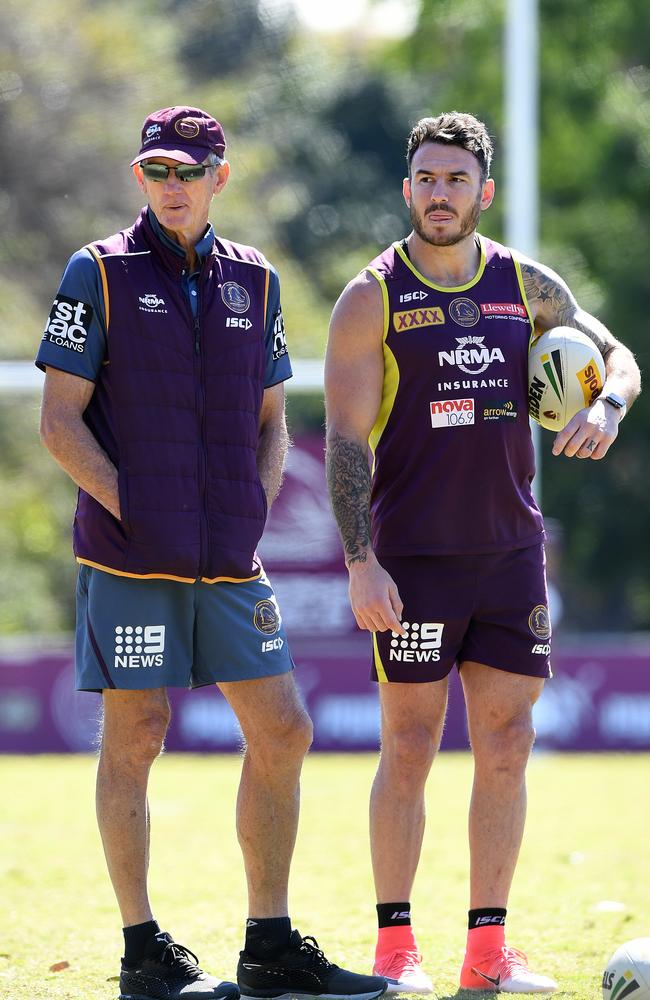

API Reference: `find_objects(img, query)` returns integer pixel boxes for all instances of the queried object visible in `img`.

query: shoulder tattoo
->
[520,261,609,356]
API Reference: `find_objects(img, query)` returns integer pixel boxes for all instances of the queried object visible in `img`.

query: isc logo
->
[226,316,252,330]
[531,643,551,655]
[399,291,428,303]
[114,625,165,669]
[261,637,284,653]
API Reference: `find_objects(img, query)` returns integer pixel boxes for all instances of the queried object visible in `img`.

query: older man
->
[38,105,386,1000]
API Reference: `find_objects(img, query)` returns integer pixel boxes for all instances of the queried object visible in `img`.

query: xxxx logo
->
[393,306,445,332]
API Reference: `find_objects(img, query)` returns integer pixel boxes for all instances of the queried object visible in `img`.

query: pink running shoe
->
[460,946,557,993]
[373,948,433,995]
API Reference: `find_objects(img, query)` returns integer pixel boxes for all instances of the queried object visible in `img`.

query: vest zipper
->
[193,309,209,579]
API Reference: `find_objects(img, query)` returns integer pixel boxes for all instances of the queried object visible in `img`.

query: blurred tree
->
[161,0,293,79]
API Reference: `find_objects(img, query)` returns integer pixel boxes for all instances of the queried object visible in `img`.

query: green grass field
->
[1,752,649,1000]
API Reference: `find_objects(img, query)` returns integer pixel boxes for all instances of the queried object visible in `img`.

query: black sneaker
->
[237,929,387,1000]
[119,931,240,1000]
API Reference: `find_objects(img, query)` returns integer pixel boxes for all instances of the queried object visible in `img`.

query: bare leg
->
[96,688,170,926]
[219,673,313,916]
[371,681,448,902]
[459,661,544,907]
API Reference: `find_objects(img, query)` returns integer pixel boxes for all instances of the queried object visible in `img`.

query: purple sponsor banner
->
[1,637,650,753]
[3,433,649,753]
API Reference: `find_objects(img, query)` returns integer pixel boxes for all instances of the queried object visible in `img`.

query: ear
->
[212,160,230,196]
[402,175,411,208]
[133,163,146,194]
[481,177,495,211]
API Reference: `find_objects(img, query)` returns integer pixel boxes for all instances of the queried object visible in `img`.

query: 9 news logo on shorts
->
[113,625,165,669]
[389,622,445,663]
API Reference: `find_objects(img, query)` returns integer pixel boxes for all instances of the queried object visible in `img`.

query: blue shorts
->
[75,565,294,692]
[372,545,552,683]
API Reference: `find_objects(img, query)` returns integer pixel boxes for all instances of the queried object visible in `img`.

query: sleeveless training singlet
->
[367,235,544,557]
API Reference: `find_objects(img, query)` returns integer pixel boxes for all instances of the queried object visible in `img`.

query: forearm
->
[41,418,119,518]
[600,342,641,407]
[560,309,640,406]
[257,413,289,510]
[325,430,373,566]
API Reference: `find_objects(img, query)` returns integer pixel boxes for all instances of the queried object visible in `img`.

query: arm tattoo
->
[520,261,610,357]
[326,431,372,565]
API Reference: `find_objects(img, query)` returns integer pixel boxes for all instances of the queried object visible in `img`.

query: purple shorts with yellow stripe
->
[372,544,552,683]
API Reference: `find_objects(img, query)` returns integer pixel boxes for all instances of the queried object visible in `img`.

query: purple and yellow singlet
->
[367,235,544,557]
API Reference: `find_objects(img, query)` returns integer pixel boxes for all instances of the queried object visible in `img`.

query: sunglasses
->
[141,162,210,182]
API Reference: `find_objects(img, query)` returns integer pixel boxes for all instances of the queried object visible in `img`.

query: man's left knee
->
[475,712,536,768]
[249,705,313,763]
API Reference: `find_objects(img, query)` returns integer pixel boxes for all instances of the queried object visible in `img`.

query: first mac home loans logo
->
[43,295,93,353]
[114,625,165,669]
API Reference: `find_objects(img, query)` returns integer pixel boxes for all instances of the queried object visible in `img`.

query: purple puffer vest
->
[76,209,270,582]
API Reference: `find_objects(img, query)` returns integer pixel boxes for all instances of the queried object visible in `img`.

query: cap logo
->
[144,123,162,144]
[174,117,201,139]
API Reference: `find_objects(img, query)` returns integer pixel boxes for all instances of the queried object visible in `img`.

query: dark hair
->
[406,112,493,181]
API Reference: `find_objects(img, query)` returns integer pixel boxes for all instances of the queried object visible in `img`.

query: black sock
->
[245,916,292,959]
[377,902,412,928]
[122,919,161,966]
[468,908,507,930]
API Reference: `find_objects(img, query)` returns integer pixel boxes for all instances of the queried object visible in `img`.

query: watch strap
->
[602,392,627,419]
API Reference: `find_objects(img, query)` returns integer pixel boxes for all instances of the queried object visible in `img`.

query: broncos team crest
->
[253,598,280,635]
[221,281,251,314]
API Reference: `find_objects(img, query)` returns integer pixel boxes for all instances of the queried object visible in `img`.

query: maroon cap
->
[131,106,227,166]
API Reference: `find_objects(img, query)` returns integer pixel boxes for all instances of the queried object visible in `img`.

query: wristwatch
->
[601,391,627,420]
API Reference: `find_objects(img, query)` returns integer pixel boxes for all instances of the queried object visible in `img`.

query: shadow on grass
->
[433,993,577,1000]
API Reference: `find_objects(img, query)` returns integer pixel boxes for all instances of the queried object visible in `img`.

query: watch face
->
[606,393,625,408]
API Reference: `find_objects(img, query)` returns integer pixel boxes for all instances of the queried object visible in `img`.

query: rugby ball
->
[528,327,605,431]
[603,938,650,1000]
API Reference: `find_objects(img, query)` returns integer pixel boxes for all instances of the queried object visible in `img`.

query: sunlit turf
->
[1,752,649,1000]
